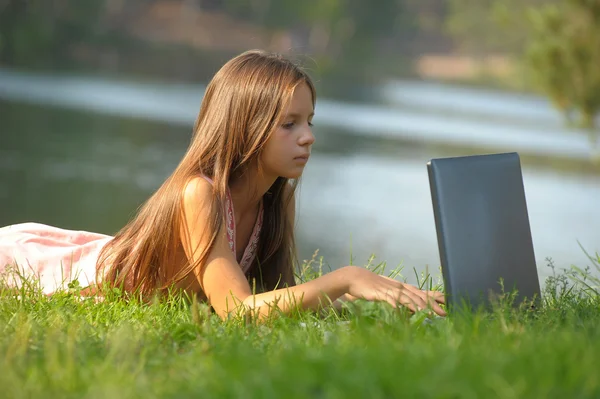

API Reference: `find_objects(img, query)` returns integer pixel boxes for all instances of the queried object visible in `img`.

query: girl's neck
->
[228,168,276,215]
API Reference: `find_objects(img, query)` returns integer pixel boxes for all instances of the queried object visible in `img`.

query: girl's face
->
[261,82,315,179]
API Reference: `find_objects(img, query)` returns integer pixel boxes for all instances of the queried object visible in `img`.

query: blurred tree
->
[334,0,405,63]
[0,0,106,68]
[445,0,552,56]
[525,0,600,130]
[0,0,53,65]
[446,0,503,56]
[0,0,417,86]
[446,0,600,134]
[221,0,406,81]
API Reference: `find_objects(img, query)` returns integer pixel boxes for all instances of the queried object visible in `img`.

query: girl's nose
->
[299,125,315,146]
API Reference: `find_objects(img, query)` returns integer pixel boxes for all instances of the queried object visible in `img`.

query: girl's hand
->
[342,266,446,316]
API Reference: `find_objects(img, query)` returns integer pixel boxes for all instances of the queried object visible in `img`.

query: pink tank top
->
[203,176,263,273]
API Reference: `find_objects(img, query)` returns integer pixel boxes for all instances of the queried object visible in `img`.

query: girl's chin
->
[282,167,306,179]
[279,172,303,179]
[268,164,307,180]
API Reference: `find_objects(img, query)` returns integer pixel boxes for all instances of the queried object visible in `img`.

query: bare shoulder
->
[182,176,214,211]
[183,176,213,200]
[180,176,216,238]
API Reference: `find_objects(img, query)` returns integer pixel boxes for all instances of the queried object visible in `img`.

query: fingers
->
[426,290,446,304]
[386,291,446,316]
[391,294,417,313]
[387,289,427,312]
[425,298,447,316]
[356,273,447,316]
[396,293,446,316]
[386,284,447,316]
[380,276,446,305]
[405,288,447,316]
[382,291,416,313]
[406,285,446,305]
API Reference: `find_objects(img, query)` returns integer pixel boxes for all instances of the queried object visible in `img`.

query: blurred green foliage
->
[447,0,600,129]
[0,0,106,68]
[526,0,600,129]
[1,0,599,128]
[0,0,415,81]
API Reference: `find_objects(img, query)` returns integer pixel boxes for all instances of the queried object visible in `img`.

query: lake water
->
[0,68,598,286]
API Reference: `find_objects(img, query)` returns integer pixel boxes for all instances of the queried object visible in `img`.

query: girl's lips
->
[294,155,310,164]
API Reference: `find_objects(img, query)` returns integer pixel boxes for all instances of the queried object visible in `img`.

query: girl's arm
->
[182,178,445,320]
[182,177,348,318]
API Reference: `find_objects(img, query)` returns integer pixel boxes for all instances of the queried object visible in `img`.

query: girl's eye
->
[282,121,313,129]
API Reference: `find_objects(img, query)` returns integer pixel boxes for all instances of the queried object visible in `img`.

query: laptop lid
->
[427,152,541,311]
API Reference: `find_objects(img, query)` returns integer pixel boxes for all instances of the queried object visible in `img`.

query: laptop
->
[427,152,541,311]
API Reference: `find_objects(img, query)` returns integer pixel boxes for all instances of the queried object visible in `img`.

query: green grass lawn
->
[1,253,599,399]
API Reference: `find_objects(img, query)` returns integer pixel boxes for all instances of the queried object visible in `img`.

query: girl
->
[0,50,446,319]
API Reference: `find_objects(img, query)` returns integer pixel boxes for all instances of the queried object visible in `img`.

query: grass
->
[1,250,600,399]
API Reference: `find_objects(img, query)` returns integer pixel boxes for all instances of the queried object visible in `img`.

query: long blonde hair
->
[96,50,316,298]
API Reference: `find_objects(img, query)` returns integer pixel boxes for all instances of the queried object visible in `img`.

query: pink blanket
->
[0,223,113,295]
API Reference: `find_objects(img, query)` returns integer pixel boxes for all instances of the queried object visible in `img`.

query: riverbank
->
[1,67,597,169]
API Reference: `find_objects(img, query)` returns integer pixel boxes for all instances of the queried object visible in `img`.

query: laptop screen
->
[427,152,541,310]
